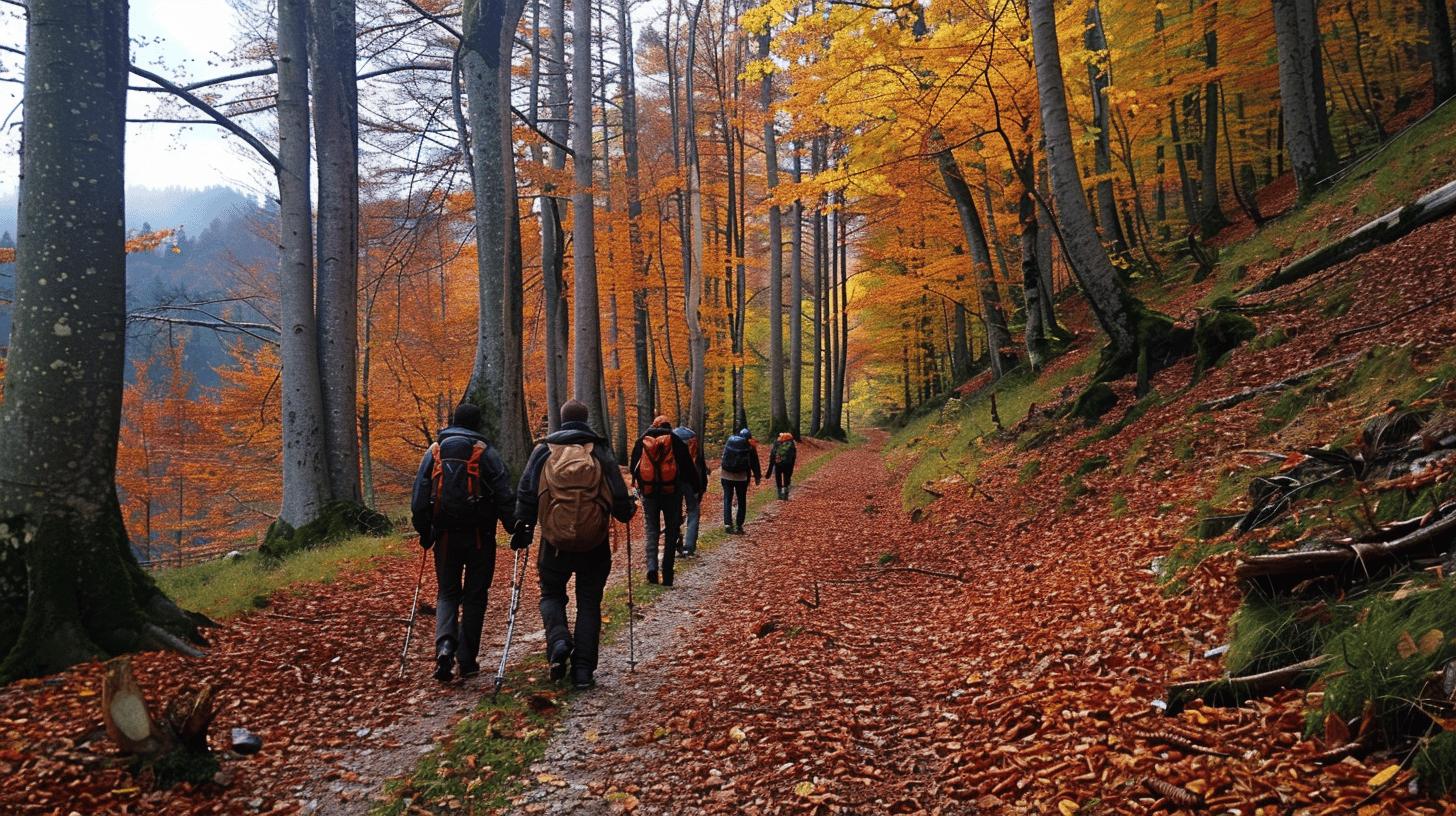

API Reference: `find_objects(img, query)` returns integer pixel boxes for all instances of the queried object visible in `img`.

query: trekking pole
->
[625,519,636,673]
[492,542,528,701]
[398,545,428,678]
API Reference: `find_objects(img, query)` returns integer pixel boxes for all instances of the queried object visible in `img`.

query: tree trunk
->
[761,30,789,434]
[618,0,653,431]
[1426,0,1456,103]
[810,140,824,437]
[540,0,569,430]
[277,0,333,528]
[1029,0,1143,372]
[462,0,529,457]
[935,141,1013,378]
[0,0,205,681]
[1019,155,1049,370]
[685,0,709,435]
[789,143,804,436]
[1084,3,1132,261]
[570,0,608,438]
[309,0,362,503]
[1274,0,1326,200]
[1197,10,1230,238]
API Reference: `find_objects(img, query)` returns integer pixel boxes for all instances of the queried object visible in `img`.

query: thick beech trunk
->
[1030,0,1149,373]
[309,0,362,502]
[462,0,530,461]
[1084,4,1132,260]
[618,0,652,431]
[0,0,205,681]
[1426,0,1456,103]
[789,145,804,436]
[761,31,789,434]
[935,141,1014,379]
[685,0,708,435]
[540,0,569,430]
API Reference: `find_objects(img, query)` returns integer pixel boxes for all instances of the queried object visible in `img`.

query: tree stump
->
[101,656,220,786]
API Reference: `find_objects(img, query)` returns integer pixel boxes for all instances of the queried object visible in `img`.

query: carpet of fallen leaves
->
[0,443,832,815]
[560,217,1456,814]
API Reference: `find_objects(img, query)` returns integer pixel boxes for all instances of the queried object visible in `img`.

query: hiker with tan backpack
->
[514,400,636,690]
[627,415,701,586]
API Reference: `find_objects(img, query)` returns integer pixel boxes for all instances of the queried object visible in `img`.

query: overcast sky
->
[0,0,266,197]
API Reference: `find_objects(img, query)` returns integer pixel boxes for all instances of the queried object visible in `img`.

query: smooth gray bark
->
[277,0,334,527]
[540,0,569,430]
[760,30,789,434]
[1028,0,1139,363]
[1084,4,1132,260]
[617,0,653,431]
[309,0,362,502]
[570,0,608,437]
[685,0,708,435]
[935,141,1013,378]
[1425,0,1455,102]
[789,143,804,436]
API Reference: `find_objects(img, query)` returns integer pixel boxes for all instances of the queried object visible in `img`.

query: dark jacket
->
[516,421,636,532]
[720,436,762,482]
[411,426,516,544]
[628,427,704,496]
[673,426,710,496]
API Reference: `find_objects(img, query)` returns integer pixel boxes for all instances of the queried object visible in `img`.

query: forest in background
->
[0,0,1454,674]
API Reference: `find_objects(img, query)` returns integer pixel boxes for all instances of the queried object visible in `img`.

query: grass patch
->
[1109,492,1129,518]
[1018,458,1042,485]
[893,353,1099,511]
[154,534,397,620]
[374,443,848,815]
[1122,434,1151,476]
[1248,326,1291,351]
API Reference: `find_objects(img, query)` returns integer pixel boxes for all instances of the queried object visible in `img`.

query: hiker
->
[767,432,798,500]
[673,424,709,557]
[410,403,517,683]
[628,415,700,586]
[515,399,636,690]
[720,427,761,534]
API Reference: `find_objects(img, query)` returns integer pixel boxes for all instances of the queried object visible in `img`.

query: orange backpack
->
[429,439,488,529]
[636,434,678,494]
[538,442,612,551]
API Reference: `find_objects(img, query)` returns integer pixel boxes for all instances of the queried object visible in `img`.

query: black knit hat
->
[452,403,482,430]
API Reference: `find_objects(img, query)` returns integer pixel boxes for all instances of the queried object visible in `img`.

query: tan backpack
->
[538,442,612,551]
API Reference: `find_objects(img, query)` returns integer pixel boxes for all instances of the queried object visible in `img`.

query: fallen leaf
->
[1419,629,1444,656]
[728,726,746,743]
[1397,632,1419,659]
[1057,799,1079,815]
[1368,765,1400,788]
[793,781,815,797]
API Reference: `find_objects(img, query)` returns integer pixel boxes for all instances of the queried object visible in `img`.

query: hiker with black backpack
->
[720,427,761,534]
[767,432,798,500]
[514,399,636,690]
[628,415,700,585]
[673,425,708,557]
[410,403,517,683]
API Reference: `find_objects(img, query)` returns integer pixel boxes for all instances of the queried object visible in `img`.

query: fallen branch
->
[1328,289,1456,346]
[1251,179,1456,293]
[1236,508,1456,586]
[1165,655,1331,714]
[1193,353,1364,413]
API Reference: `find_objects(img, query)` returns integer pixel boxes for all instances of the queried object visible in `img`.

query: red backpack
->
[636,434,678,494]
[429,438,488,528]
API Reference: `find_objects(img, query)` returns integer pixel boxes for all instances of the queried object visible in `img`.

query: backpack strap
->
[429,442,444,525]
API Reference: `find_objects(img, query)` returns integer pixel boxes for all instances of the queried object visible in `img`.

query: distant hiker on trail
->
[515,399,636,690]
[673,424,708,557]
[411,403,517,683]
[628,415,701,586]
[767,432,798,500]
[720,428,761,534]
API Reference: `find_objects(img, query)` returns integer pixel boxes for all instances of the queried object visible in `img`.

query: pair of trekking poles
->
[397,519,638,695]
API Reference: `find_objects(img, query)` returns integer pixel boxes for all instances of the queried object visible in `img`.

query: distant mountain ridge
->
[0,184,265,238]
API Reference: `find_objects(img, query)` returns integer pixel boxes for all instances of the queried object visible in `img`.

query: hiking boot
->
[457,661,481,679]
[547,640,572,683]
[433,651,454,683]
[724,523,734,535]
[572,671,596,691]
[662,568,674,587]
[646,570,659,585]
[734,525,746,535]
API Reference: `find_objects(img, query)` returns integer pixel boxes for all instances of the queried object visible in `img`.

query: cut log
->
[1251,179,1456,293]
[1236,508,1456,587]
[1192,353,1363,413]
[1165,655,1331,714]
[102,657,165,756]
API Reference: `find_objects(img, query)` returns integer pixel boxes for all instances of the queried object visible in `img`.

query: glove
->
[510,526,533,550]
[418,534,433,551]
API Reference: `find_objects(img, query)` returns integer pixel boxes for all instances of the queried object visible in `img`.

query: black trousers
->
[433,528,496,668]
[722,479,748,527]
[538,540,611,681]
[641,492,682,582]
[775,463,795,490]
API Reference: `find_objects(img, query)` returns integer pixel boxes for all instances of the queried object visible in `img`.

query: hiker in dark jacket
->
[767,432,799,500]
[515,399,636,690]
[628,415,701,586]
[410,403,516,683]
[720,427,761,534]
[673,425,709,557]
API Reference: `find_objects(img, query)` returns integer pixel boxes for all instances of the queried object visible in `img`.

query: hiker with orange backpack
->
[514,399,636,690]
[410,403,517,683]
[767,432,798,500]
[673,425,708,557]
[628,415,700,585]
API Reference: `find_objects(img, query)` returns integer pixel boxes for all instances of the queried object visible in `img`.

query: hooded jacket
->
[410,425,516,544]
[515,421,637,535]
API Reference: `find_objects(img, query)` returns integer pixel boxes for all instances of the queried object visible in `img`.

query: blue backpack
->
[721,435,752,472]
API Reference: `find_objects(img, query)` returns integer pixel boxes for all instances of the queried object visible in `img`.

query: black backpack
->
[430,436,491,528]
[721,435,752,472]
